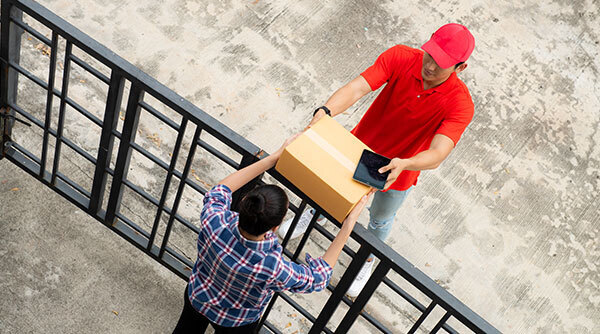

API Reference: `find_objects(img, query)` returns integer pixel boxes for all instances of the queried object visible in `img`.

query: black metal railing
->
[0,0,500,333]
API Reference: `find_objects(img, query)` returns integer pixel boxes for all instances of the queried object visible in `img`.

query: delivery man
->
[278,23,476,297]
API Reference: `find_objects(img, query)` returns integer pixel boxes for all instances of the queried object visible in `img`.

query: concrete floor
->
[1,0,599,333]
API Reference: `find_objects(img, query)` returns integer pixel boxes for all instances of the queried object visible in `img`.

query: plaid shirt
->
[188,185,333,327]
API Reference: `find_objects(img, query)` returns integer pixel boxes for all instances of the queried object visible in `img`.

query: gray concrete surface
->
[1,0,599,333]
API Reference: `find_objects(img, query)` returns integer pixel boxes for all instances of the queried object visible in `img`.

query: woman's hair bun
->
[245,194,266,215]
[238,185,288,236]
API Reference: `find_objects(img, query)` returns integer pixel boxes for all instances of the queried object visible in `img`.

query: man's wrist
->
[313,106,331,117]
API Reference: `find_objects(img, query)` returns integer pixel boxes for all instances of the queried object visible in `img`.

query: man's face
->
[421,52,465,83]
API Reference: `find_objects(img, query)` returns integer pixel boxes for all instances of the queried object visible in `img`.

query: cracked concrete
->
[1,0,599,333]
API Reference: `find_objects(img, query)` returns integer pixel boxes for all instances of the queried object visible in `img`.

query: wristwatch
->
[313,106,331,117]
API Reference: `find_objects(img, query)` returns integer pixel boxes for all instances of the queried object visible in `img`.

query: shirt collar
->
[230,220,277,252]
[412,52,458,94]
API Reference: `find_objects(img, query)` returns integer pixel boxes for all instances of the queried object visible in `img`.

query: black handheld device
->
[352,149,391,190]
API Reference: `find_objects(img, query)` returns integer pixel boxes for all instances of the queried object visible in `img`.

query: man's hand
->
[379,158,410,190]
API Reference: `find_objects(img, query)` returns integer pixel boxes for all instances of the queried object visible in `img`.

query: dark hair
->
[238,185,289,236]
[454,61,465,69]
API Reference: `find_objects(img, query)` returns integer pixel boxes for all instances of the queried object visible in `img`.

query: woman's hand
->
[344,189,375,226]
[271,133,301,159]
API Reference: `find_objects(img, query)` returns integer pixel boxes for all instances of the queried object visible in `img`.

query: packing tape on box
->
[304,128,355,172]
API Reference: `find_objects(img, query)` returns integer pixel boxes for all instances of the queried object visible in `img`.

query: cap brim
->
[421,39,457,69]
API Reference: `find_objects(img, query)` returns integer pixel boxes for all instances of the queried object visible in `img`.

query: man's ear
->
[272,225,279,233]
[455,63,468,74]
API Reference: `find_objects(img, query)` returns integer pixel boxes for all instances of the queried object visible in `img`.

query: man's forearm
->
[403,149,447,171]
[324,76,372,116]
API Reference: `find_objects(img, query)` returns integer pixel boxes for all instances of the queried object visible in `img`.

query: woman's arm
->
[322,192,373,267]
[218,134,300,192]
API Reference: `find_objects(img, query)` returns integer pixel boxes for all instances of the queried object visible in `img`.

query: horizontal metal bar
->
[158,244,192,280]
[122,179,160,207]
[115,212,150,239]
[197,137,239,169]
[61,136,97,164]
[138,100,179,131]
[70,53,110,84]
[382,277,427,313]
[63,96,103,127]
[128,142,186,181]
[10,15,51,45]
[182,177,208,195]
[8,59,52,92]
[278,293,334,334]
[129,141,170,171]
[162,246,194,270]
[262,321,283,334]
[8,141,41,165]
[172,214,200,234]
[55,171,91,198]
[318,280,392,333]
[278,292,318,324]
[431,312,452,334]
[312,222,356,258]
[110,128,122,139]
[8,101,44,129]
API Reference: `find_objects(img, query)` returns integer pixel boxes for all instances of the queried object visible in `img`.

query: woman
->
[173,136,371,333]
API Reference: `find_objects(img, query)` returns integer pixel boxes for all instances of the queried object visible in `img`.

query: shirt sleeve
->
[360,45,412,91]
[435,92,474,146]
[200,184,233,230]
[267,253,333,294]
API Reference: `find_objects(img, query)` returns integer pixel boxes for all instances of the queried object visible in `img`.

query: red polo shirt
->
[351,45,474,191]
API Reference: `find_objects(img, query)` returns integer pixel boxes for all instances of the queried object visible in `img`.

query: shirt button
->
[417,95,420,98]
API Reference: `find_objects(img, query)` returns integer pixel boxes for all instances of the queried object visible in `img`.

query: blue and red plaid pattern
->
[188,184,333,327]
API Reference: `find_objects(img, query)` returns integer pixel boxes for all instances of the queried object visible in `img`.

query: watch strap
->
[313,106,332,117]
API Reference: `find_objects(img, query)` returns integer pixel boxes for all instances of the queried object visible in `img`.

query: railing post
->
[308,245,371,334]
[0,0,23,158]
[89,71,125,214]
[105,82,144,224]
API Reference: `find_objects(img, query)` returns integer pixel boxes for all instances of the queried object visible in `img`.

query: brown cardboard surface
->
[275,116,371,222]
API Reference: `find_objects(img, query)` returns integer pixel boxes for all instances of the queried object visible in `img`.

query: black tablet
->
[352,149,391,190]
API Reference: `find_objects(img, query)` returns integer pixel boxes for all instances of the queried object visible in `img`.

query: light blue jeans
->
[367,188,411,260]
[313,188,411,253]
[368,188,411,243]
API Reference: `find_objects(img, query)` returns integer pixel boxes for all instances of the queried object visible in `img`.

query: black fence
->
[0,0,500,333]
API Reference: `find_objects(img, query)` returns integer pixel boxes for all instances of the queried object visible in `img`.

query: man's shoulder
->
[451,76,474,104]
[386,44,423,58]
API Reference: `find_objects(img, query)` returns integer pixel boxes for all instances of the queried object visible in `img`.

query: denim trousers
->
[367,188,411,243]
[314,188,411,257]
[365,188,411,260]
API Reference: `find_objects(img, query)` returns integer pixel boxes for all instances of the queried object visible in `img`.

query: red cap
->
[421,23,475,69]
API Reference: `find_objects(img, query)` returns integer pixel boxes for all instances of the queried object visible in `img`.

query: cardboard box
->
[275,116,371,222]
